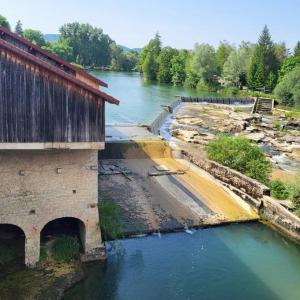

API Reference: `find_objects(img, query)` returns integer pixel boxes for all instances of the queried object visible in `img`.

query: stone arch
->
[40,217,86,252]
[0,223,26,266]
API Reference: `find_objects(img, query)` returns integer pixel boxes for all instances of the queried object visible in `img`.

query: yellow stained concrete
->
[152,158,258,221]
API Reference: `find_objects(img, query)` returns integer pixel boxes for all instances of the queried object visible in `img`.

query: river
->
[64,223,300,300]
[90,71,215,125]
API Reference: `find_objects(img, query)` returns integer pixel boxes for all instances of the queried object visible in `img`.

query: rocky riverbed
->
[166,103,300,180]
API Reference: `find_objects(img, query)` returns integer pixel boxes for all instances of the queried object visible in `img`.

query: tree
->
[139,33,161,80]
[188,43,217,88]
[23,29,46,47]
[206,135,271,183]
[60,22,113,67]
[215,41,234,74]
[294,42,300,56]
[274,66,300,107]
[15,20,23,36]
[42,39,73,61]
[275,42,289,64]
[0,15,10,30]
[278,55,300,82]
[247,25,280,90]
[171,50,189,86]
[110,43,138,71]
[157,47,178,83]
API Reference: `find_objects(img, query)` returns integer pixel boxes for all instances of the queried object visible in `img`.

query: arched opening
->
[40,217,86,262]
[0,224,25,270]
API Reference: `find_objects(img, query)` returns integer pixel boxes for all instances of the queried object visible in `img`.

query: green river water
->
[63,72,300,300]
[64,223,300,300]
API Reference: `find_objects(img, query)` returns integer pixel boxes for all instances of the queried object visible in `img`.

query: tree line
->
[1,15,300,107]
[139,27,300,108]
[0,16,139,72]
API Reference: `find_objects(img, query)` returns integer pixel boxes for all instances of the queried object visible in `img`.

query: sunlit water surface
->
[91,71,215,125]
[64,223,300,300]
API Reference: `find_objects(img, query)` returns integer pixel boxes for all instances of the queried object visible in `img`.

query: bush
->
[52,236,80,262]
[206,135,271,183]
[269,180,291,200]
[99,200,122,240]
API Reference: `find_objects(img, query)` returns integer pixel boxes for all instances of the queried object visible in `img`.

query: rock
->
[243,132,265,142]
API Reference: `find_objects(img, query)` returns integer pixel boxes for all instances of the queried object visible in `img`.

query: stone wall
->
[0,149,103,267]
[261,196,300,243]
[182,151,270,199]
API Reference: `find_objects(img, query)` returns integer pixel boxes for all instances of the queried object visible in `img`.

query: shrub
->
[99,200,122,240]
[206,135,271,183]
[269,180,291,200]
[52,236,80,262]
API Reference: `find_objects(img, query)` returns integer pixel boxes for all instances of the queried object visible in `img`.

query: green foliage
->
[0,15,10,30]
[247,25,280,90]
[274,42,289,64]
[278,56,300,82]
[189,43,218,88]
[0,245,17,265]
[23,29,46,47]
[99,200,122,241]
[274,66,300,106]
[294,42,300,57]
[60,22,113,67]
[206,135,271,183]
[14,20,23,36]
[39,246,47,262]
[157,47,178,83]
[171,50,189,86]
[52,236,80,262]
[215,41,234,74]
[110,43,139,72]
[139,33,161,80]
[42,38,73,61]
[269,180,291,200]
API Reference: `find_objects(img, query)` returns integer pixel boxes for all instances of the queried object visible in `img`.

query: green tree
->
[247,25,280,90]
[23,29,46,47]
[278,56,300,82]
[206,135,271,183]
[215,41,234,74]
[42,39,73,61]
[188,43,217,88]
[274,66,300,106]
[171,50,189,86]
[110,43,138,71]
[294,42,300,56]
[222,45,253,88]
[139,33,161,80]
[60,22,112,67]
[157,47,178,83]
[275,42,289,64]
[14,20,23,36]
[0,15,10,30]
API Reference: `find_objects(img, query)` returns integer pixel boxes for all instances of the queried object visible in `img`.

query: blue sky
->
[1,0,300,50]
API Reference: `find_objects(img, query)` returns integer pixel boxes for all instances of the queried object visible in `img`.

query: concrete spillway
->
[100,126,258,235]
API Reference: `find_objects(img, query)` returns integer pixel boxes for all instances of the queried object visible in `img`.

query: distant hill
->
[44,34,60,43]
[118,45,142,53]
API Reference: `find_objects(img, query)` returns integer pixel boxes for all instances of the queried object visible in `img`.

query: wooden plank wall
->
[0,55,104,143]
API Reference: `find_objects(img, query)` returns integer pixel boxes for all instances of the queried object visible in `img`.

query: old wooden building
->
[0,26,119,267]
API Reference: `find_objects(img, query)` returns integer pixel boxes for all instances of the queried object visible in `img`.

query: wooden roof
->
[0,26,119,105]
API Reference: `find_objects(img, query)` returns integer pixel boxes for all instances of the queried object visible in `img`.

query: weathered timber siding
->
[0,55,104,143]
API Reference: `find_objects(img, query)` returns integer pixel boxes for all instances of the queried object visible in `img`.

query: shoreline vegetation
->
[1,15,300,113]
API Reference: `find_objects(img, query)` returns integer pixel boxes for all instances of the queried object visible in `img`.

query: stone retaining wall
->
[182,150,270,199]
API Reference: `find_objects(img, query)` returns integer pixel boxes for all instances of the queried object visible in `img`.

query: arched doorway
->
[0,224,25,269]
[40,217,86,261]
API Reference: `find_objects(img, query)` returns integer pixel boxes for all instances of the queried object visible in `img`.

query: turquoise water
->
[64,223,300,300]
[91,71,214,125]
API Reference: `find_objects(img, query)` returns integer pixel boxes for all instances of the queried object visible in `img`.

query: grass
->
[99,200,122,241]
[51,236,80,263]
[276,105,300,120]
